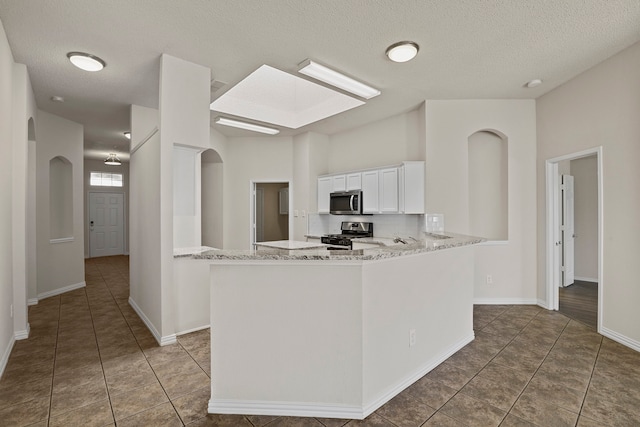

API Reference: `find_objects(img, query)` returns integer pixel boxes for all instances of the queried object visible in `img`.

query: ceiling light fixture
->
[67,52,106,72]
[386,41,419,63]
[525,79,543,88]
[104,153,121,166]
[298,59,380,100]
[124,131,131,139]
[51,95,65,103]
[214,117,280,135]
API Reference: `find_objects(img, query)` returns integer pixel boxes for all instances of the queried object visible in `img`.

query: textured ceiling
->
[1,0,639,160]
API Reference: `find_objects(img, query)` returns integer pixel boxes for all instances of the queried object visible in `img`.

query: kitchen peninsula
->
[195,233,483,420]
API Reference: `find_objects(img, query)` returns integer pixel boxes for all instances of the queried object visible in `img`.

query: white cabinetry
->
[361,170,379,214]
[346,173,362,191]
[332,175,346,192]
[317,177,332,214]
[317,161,424,215]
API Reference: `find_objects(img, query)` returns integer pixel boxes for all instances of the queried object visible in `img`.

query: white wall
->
[35,110,85,298]
[327,108,424,173]
[0,18,15,376]
[173,146,200,248]
[424,100,538,304]
[83,159,130,257]
[223,137,294,249]
[537,41,640,347]
[570,156,598,282]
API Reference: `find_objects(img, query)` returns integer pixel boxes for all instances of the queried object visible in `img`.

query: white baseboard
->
[575,276,598,283]
[362,332,474,418]
[128,297,177,347]
[537,299,549,310]
[473,298,539,305]
[600,326,640,353]
[209,332,475,420]
[27,298,38,306]
[15,324,30,341]
[177,324,210,337]
[37,281,86,300]
[0,335,15,380]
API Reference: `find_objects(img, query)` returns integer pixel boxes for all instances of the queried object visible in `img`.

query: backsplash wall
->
[307,213,425,238]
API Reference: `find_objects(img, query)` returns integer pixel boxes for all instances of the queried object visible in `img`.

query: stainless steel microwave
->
[330,190,362,215]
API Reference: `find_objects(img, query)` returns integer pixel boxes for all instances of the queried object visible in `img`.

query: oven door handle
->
[350,195,355,211]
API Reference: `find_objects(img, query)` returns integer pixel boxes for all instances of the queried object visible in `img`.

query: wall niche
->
[49,156,73,241]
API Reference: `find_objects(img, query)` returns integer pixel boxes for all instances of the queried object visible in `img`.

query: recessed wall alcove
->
[49,156,73,241]
[468,130,508,241]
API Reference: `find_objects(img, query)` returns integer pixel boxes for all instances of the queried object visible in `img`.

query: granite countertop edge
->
[191,232,485,262]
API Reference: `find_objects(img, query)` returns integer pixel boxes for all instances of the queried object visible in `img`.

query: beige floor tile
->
[460,375,521,411]
[403,376,457,409]
[50,377,108,416]
[260,416,325,426]
[110,380,168,420]
[159,366,210,400]
[117,401,182,427]
[421,412,466,426]
[439,393,506,427]
[187,414,255,426]
[510,393,578,427]
[245,414,281,426]
[104,363,158,395]
[375,392,436,427]
[172,386,210,424]
[519,376,586,413]
[0,396,50,426]
[0,377,52,410]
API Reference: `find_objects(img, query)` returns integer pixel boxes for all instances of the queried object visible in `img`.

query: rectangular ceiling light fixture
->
[298,59,381,100]
[214,117,280,135]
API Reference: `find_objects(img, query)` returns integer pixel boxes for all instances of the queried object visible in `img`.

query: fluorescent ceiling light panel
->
[298,60,380,99]
[214,117,280,135]
[210,65,365,129]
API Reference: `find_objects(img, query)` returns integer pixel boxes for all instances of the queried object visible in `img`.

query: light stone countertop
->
[192,232,484,262]
[174,246,218,258]
[254,240,329,250]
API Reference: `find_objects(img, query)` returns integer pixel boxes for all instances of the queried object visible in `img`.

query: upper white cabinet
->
[332,175,346,192]
[346,173,362,191]
[317,177,332,214]
[318,161,425,215]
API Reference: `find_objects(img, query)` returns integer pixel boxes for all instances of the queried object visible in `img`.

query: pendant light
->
[104,153,121,166]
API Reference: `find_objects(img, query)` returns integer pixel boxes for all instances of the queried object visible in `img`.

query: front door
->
[89,192,124,257]
[562,175,575,286]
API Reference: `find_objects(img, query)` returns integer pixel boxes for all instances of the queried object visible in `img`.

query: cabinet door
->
[379,168,399,213]
[317,177,332,214]
[361,170,379,214]
[332,175,347,192]
[346,173,362,191]
[402,161,425,214]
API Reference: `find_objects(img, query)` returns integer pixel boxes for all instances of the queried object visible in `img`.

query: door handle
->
[349,195,355,211]
[90,220,94,231]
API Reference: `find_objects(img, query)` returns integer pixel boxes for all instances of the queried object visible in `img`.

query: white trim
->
[37,281,85,300]
[362,332,474,418]
[130,127,159,154]
[473,298,539,305]
[250,180,293,249]
[27,298,38,306]
[208,333,474,420]
[128,296,177,346]
[537,299,549,310]
[601,327,640,353]
[545,147,603,335]
[15,324,30,340]
[49,237,74,244]
[176,324,210,336]
[0,335,15,380]
[574,276,598,283]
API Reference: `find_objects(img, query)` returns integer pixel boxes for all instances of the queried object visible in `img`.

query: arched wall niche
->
[49,155,73,240]
[201,148,224,248]
[467,129,508,241]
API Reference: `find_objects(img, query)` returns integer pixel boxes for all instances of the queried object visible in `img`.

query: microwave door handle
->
[350,195,355,211]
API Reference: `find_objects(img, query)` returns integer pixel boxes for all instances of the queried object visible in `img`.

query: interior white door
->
[89,193,124,257]
[562,175,575,286]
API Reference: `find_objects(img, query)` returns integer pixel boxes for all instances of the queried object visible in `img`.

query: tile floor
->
[1,255,639,426]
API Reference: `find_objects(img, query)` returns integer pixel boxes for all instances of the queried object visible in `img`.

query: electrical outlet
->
[486,275,493,284]
[409,329,416,347]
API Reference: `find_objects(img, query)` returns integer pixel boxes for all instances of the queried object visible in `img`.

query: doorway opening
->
[545,147,602,332]
[251,181,290,246]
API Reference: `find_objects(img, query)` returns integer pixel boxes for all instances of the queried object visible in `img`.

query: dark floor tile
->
[510,393,578,427]
[580,389,640,425]
[424,361,475,390]
[104,363,158,395]
[0,360,54,388]
[245,415,280,426]
[439,393,506,427]
[50,377,109,416]
[315,417,350,427]
[49,399,114,427]
[404,376,457,409]
[498,414,538,427]
[375,392,435,427]
[0,395,50,426]
[0,377,52,410]
[344,413,395,426]
[111,380,169,420]
[422,412,466,426]
[172,386,210,424]
[263,416,325,426]
[519,376,585,413]
[187,414,254,426]
[159,365,210,400]
[117,401,183,427]
[460,375,521,411]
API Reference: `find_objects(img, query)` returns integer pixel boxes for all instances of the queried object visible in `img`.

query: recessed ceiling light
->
[525,79,543,88]
[298,60,380,99]
[214,117,280,135]
[51,96,65,103]
[124,131,131,139]
[386,41,419,63]
[67,52,106,72]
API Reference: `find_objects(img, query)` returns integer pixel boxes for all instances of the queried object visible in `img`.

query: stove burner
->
[321,221,373,249]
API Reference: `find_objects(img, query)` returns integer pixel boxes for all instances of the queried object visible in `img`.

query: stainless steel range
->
[321,221,373,250]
